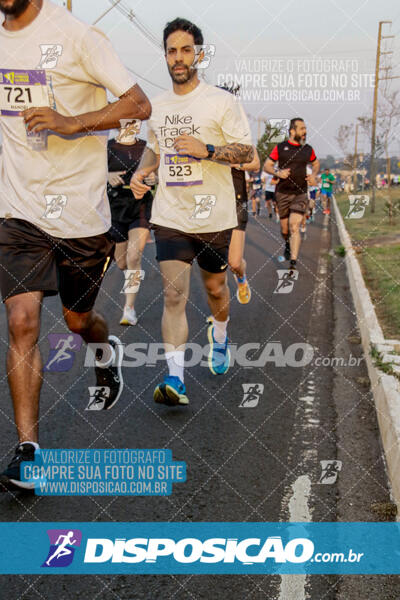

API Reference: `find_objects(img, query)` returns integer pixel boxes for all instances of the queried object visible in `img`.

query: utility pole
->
[353,123,358,192]
[370,20,395,212]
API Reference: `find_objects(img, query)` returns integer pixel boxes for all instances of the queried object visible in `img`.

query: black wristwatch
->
[206,144,215,159]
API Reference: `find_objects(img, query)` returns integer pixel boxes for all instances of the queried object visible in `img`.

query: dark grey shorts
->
[275,192,309,219]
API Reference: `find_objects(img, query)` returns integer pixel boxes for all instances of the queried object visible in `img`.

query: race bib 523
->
[164,154,203,187]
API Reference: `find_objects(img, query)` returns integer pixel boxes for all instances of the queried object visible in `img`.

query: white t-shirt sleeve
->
[220,97,252,145]
[79,26,136,97]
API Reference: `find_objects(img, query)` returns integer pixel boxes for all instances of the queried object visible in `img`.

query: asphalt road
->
[0,207,398,599]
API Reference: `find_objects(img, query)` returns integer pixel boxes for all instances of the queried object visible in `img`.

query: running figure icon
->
[44,335,78,371]
[45,531,77,566]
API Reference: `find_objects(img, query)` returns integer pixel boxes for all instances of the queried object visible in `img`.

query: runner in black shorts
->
[131,18,254,406]
[228,147,260,304]
[264,118,320,273]
[0,0,151,489]
[216,83,259,304]
[107,136,153,326]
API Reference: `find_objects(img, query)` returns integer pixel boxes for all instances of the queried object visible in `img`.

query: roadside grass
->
[336,190,400,339]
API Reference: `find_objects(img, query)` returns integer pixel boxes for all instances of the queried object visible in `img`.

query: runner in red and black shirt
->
[264,118,319,273]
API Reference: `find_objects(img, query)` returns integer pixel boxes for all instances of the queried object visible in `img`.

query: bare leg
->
[6,292,43,443]
[124,227,149,309]
[63,307,109,345]
[159,260,191,350]
[228,229,246,278]
[288,212,304,261]
[200,269,230,322]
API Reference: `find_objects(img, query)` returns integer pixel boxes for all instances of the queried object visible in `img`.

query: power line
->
[107,0,162,50]
[92,0,122,25]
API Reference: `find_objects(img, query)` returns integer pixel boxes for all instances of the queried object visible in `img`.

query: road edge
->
[333,196,400,517]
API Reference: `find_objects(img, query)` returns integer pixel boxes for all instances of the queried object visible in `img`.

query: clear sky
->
[58,0,400,156]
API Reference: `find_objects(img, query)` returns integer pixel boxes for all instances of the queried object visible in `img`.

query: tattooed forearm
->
[211,144,254,165]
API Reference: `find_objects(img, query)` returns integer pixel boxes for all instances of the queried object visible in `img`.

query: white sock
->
[165,350,185,383]
[213,318,229,344]
[20,441,40,450]
[95,344,116,368]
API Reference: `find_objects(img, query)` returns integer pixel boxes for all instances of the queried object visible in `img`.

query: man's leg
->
[124,227,149,309]
[228,230,251,304]
[5,292,43,443]
[200,269,230,331]
[228,229,246,278]
[63,307,109,346]
[114,241,128,272]
[159,260,191,382]
[288,211,304,261]
[279,212,290,261]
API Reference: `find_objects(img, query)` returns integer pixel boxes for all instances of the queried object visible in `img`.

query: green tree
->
[257,121,288,166]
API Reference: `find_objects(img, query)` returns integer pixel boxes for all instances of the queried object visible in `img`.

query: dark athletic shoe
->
[93,335,124,410]
[0,443,44,491]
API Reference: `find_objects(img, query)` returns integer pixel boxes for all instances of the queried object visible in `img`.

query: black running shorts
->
[0,218,114,312]
[110,201,152,243]
[153,225,232,273]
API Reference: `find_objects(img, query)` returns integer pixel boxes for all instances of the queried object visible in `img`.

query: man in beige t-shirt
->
[131,17,253,407]
[0,0,151,490]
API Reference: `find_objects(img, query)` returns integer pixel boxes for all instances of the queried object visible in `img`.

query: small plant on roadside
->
[335,245,346,257]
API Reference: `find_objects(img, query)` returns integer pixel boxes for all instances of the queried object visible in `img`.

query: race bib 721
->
[0,69,50,116]
[164,154,203,187]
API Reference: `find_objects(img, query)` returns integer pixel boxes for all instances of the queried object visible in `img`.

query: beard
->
[0,0,31,16]
[294,133,306,145]
[168,63,196,85]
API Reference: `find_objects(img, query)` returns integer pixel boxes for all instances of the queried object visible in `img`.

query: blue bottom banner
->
[1,522,400,574]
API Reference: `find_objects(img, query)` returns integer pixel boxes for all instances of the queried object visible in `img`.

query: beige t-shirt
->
[0,0,135,238]
[148,81,252,233]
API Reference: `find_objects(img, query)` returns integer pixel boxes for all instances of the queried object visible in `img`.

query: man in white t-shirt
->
[0,0,151,490]
[131,17,253,407]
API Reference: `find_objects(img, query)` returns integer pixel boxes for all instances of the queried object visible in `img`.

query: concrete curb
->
[333,197,400,515]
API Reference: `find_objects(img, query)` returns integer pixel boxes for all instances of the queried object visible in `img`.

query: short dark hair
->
[163,18,203,51]
[289,118,304,133]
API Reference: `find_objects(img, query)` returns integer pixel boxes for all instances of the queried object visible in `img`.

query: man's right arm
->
[130,147,160,199]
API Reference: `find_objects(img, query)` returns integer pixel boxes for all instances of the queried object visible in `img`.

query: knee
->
[64,311,92,335]
[127,248,141,268]
[289,223,299,235]
[164,286,186,310]
[115,255,127,270]
[205,279,227,300]
[8,306,40,343]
